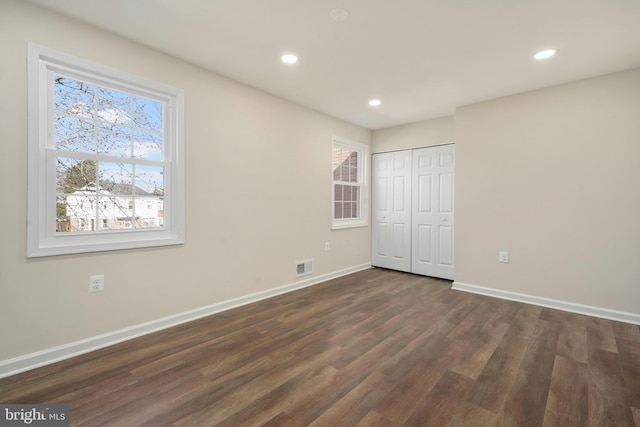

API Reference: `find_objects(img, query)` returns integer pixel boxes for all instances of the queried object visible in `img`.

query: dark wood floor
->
[1,268,639,426]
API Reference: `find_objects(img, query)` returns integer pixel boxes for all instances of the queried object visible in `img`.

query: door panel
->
[375,222,388,256]
[439,225,454,267]
[375,177,387,210]
[416,224,432,264]
[439,173,454,213]
[440,151,454,167]
[412,145,454,279]
[393,176,407,212]
[392,223,407,259]
[417,175,432,213]
[371,151,411,272]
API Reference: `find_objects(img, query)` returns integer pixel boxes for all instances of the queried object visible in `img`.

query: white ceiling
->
[24,0,640,130]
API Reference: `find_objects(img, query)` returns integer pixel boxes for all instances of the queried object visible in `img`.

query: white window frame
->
[331,136,368,230]
[27,44,185,257]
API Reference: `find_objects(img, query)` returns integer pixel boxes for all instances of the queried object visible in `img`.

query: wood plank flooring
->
[1,268,639,426]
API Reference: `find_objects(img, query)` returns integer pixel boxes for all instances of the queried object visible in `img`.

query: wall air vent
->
[295,259,313,277]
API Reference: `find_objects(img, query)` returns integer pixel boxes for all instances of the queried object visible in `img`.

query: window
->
[27,44,184,257]
[332,136,368,229]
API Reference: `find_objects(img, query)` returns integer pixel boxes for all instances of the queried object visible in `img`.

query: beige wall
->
[371,115,454,153]
[455,68,640,313]
[0,0,371,362]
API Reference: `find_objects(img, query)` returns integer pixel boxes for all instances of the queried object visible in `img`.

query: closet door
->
[371,150,412,272]
[412,145,455,279]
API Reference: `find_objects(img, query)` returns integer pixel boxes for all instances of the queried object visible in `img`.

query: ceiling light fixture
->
[534,49,556,60]
[281,54,298,64]
[368,99,381,107]
[330,8,350,22]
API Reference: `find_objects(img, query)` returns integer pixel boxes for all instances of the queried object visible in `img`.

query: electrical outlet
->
[89,275,104,293]
[325,242,330,251]
[499,251,509,263]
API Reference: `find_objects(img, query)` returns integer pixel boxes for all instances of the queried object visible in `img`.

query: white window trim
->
[331,136,369,230]
[27,44,185,257]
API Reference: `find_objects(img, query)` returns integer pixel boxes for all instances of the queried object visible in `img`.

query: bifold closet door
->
[371,150,412,272]
[411,145,455,280]
[371,145,454,280]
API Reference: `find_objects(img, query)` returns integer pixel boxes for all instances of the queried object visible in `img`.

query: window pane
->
[55,77,95,117]
[55,158,98,233]
[65,191,97,233]
[352,186,360,204]
[334,202,343,219]
[55,116,95,152]
[332,146,344,167]
[333,146,358,183]
[56,158,97,194]
[98,123,131,157]
[341,164,350,182]
[350,151,358,167]
[133,129,163,160]
[56,195,69,232]
[343,185,352,202]
[332,161,341,181]
[96,86,131,125]
[55,77,96,152]
[133,97,163,131]
[98,196,132,231]
[134,198,164,229]
[134,165,164,195]
[99,162,133,195]
[347,153,358,182]
[332,148,358,183]
[343,201,352,218]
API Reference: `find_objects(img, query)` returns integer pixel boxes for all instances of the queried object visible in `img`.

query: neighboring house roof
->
[75,182,160,196]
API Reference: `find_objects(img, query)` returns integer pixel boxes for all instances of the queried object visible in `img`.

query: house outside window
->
[332,136,368,229]
[27,44,184,257]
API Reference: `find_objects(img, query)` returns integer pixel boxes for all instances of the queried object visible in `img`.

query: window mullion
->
[131,163,136,228]
[93,88,101,233]
[129,95,135,158]
[49,149,166,167]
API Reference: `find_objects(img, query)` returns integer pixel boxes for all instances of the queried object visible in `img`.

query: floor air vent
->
[296,259,313,277]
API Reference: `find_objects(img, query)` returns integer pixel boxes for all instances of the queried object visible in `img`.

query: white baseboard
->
[0,263,371,379]
[452,281,640,325]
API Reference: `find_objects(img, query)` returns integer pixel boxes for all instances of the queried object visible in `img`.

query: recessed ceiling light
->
[534,49,556,60]
[368,99,381,107]
[330,8,350,22]
[281,54,298,64]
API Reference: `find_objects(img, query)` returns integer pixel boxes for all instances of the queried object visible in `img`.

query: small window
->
[332,137,368,229]
[27,44,185,257]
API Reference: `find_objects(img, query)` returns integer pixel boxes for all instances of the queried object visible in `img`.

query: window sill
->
[331,220,369,230]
